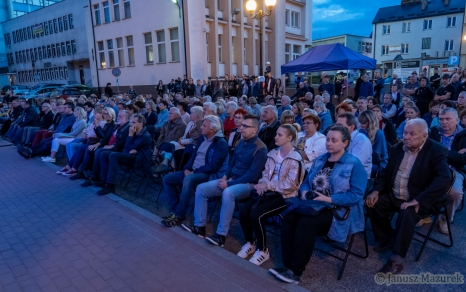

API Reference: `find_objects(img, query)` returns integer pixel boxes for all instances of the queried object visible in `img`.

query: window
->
[61,42,66,56]
[423,19,432,30]
[447,16,456,28]
[170,28,180,62]
[42,46,47,59]
[34,48,38,60]
[445,40,454,51]
[144,32,154,64]
[292,45,301,60]
[59,67,64,79]
[38,47,42,60]
[362,42,372,54]
[382,24,391,35]
[402,22,411,33]
[64,67,68,79]
[49,20,53,34]
[69,14,74,29]
[291,11,300,28]
[103,1,110,23]
[218,35,222,62]
[156,30,166,63]
[12,31,16,43]
[56,43,61,57]
[107,39,115,67]
[98,41,106,68]
[45,21,49,35]
[66,41,71,55]
[126,35,135,65]
[58,17,63,31]
[285,44,290,63]
[116,37,124,66]
[53,19,58,33]
[113,0,120,21]
[47,45,51,58]
[285,9,290,26]
[27,27,31,39]
[401,43,409,54]
[71,40,76,54]
[94,4,101,25]
[422,37,431,49]
[64,15,68,30]
[123,0,131,19]
[217,0,221,10]
[51,44,56,57]
[382,45,389,55]
[22,28,26,40]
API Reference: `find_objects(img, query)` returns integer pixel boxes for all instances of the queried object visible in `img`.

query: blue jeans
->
[12,127,24,144]
[6,125,18,140]
[106,152,135,184]
[23,127,39,144]
[69,143,88,169]
[66,138,85,160]
[163,171,210,219]
[194,179,254,236]
[89,148,113,179]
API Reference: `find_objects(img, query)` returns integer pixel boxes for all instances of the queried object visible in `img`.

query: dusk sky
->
[312,0,401,40]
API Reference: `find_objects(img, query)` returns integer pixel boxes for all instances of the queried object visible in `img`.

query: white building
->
[2,0,93,86]
[312,34,373,58]
[372,0,465,78]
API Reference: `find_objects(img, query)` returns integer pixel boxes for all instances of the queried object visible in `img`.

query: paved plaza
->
[0,144,465,291]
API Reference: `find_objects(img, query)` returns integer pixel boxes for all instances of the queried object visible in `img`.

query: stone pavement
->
[0,146,305,292]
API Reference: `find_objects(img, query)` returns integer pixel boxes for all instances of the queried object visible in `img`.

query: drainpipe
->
[180,0,188,78]
[88,0,101,94]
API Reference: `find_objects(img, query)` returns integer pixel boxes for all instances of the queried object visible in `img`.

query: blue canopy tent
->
[281,43,376,74]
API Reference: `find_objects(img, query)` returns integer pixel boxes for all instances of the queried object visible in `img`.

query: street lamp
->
[246,0,276,77]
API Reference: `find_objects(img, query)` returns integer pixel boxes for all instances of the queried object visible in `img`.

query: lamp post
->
[246,0,276,77]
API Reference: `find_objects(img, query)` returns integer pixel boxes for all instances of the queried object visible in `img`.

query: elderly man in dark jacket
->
[18,102,54,146]
[95,114,152,195]
[366,119,451,275]
[161,115,229,228]
[156,107,187,149]
[8,99,39,143]
[258,105,280,151]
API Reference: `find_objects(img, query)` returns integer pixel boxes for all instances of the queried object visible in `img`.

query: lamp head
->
[172,0,178,4]
[265,0,277,7]
[246,0,257,13]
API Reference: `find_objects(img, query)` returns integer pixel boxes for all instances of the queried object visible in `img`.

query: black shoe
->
[162,214,182,228]
[180,224,206,238]
[378,260,404,274]
[81,178,93,187]
[93,179,105,188]
[275,269,300,284]
[269,267,288,276]
[21,147,32,159]
[97,183,115,196]
[373,240,393,253]
[69,172,85,181]
[205,233,226,247]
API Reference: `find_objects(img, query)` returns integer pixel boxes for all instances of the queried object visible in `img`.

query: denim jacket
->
[299,152,367,242]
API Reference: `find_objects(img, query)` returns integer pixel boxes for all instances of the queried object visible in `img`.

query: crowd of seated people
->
[1,73,463,285]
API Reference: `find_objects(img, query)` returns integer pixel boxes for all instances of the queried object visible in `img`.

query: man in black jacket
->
[428,108,465,233]
[9,99,40,144]
[81,110,131,187]
[366,119,451,274]
[19,102,54,146]
[258,105,280,151]
[373,105,397,146]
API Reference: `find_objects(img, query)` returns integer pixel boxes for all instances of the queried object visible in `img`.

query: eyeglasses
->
[302,122,314,126]
[240,124,255,129]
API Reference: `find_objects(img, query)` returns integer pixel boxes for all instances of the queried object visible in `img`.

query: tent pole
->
[346,68,349,100]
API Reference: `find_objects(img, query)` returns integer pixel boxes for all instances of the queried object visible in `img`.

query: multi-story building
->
[312,34,373,58]
[2,0,93,86]
[0,0,61,74]
[372,0,465,78]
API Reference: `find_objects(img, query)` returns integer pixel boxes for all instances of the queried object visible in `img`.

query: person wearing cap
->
[265,61,272,74]
[8,98,40,145]
[434,74,455,101]
[19,102,54,146]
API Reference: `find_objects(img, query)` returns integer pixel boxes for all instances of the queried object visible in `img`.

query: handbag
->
[86,137,100,145]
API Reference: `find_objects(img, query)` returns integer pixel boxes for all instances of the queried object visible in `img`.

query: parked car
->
[30,83,65,91]
[1,85,30,95]
[62,84,98,97]
[49,87,83,100]
[26,87,59,99]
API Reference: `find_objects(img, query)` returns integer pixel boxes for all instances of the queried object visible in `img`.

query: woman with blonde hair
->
[358,110,388,174]
[42,107,88,163]
[144,100,158,126]
[280,110,295,125]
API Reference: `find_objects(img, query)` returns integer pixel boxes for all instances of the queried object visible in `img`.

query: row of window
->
[17,67,69,83]
[380,39,455,56]
[5,14,74,45]
[382,16,457,35]
[97,29,180,69]
[93,0,131,25]
[12,0,57,6]
[285,9,300,28]
[7,40,77,65]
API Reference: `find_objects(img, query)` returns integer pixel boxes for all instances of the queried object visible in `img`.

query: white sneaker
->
[41,156,48,160]
[42,157,56,163]
[438,215,449,235]
[249,249,270,266]
[237,242,256,259]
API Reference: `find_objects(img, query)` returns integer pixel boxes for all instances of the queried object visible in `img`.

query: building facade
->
[372,0,465,78]
[2,0,92,86]
[88,0,185,93]
[312,34,373,58]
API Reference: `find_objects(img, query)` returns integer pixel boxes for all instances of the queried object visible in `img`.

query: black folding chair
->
[413,169,456,261]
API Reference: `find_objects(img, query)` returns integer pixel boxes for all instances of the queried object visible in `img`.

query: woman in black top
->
[415,77,434,117]
[144,101,158,126]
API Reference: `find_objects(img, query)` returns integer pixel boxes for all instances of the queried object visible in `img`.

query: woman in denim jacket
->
[270,125,367,284]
